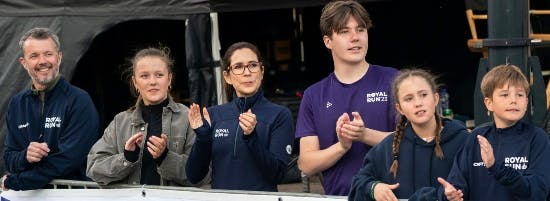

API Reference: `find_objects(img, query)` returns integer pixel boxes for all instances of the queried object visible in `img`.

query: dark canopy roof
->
[0,0,380,171]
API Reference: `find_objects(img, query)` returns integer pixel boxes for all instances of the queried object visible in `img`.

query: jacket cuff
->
[194,120,212,142]
[124,147,140,163]
[155,148,169,165]
[242,129,256,141]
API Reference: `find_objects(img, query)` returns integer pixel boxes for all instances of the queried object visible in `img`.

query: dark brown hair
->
[320,0,372,37]
[389,68,444,178]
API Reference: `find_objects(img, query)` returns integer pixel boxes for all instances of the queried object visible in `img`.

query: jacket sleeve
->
[157,119,210,186]
[348,141,382,201]
[185,118,213,184]
[5,95,99,190]
[438,134,474,201]
[487,130,550,200]
[86,117,135,185]
[4,98,33,174]
[243,108,294,184]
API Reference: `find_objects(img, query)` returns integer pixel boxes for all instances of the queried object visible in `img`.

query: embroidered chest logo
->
[44,116,62,128]
[504,156,528,170]
[326,101,333,109]
[18,122,30,129]
[366,91,388,103]
[214,128,230,138]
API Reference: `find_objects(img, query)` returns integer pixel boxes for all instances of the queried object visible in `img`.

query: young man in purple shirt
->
[296,0,398,196]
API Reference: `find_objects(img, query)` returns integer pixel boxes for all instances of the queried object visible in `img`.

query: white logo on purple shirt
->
[326,102,332,108]
[366,91,388,103]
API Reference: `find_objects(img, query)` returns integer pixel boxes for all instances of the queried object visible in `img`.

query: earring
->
[487,111,490,116]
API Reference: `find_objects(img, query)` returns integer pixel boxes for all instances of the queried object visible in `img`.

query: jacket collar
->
[130,96,180,125]
[232,90,263,112]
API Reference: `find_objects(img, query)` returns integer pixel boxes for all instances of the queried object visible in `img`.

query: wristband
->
[371,181,381,200]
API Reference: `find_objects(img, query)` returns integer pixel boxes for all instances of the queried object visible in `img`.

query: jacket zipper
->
[233,97,247,157]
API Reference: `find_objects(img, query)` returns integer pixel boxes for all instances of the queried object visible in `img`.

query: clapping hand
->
[147,134,167,159]
[125,132,144,151]
[373,182,400,201]
[438,177,463,201]
[188,103,211,129]
[477,135,495,168]
[239,109,256,135]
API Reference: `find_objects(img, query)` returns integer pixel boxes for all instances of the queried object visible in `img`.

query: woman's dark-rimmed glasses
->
[229,61,262,75]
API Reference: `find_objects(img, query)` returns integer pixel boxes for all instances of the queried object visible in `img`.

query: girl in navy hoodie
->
[348,69,468,201]
[438,65,550,201]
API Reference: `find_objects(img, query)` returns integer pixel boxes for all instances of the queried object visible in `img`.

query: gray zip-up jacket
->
[86,97,209,186]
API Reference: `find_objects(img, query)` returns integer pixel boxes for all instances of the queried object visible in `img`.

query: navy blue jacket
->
[349,119,468,201]
[4,77,99,190]
[185,90,295,191]
[439,121,550,201]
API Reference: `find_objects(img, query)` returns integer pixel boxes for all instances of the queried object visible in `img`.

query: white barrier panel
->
[1,188,347,201]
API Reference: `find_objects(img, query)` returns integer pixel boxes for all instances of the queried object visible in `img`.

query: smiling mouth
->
[35,65,52,72]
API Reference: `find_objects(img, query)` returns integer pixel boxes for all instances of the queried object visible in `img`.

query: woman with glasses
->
[185,42,295,191]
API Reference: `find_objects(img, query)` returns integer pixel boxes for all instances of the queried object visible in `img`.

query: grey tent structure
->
[0,0,380,177]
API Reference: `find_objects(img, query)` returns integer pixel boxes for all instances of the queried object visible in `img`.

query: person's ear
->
[58,51,63,63]
[19,57,27,69]
[395,103,404,115]
[484,97,493,112]
[168,72,173,87]
[223,70,232,85]
[323,35,332,49]
[434,92,440,106]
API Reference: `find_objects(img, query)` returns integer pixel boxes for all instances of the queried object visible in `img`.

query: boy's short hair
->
[320,0,372,37]
[480,64,530,98]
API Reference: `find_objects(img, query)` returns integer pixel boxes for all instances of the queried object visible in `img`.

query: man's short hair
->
[19,27,61,55]
[320,0,372,37]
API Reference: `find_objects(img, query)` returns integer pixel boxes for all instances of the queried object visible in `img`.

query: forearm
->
[245,132,288,183]
[4,149,31,173]
[358,128,391,146]
[185,139,212,184]
[489,163,543,200]
[86,153,135,185]
[298,142,348,176]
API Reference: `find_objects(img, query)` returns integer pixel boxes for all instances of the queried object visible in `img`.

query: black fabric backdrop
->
[0,0,380,175]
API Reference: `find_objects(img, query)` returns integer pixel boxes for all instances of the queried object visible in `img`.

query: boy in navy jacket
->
[438,64,550,201]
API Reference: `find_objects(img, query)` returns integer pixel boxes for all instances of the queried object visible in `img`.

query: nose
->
[414,97,423,107]
[37,54,48,65]
[149,76,158,85]
[243,66,252,75]
[350,29,360,42]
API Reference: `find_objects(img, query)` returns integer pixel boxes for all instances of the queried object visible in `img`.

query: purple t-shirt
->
[296,65,398,195]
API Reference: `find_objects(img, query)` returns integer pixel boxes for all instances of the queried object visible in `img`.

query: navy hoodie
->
[349,119,468,201]
[185,90,295,191]
[439,121,550,201]
[4,77,99,190]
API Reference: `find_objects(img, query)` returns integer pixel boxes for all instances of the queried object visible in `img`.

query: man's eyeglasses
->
[229,61,262,75]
